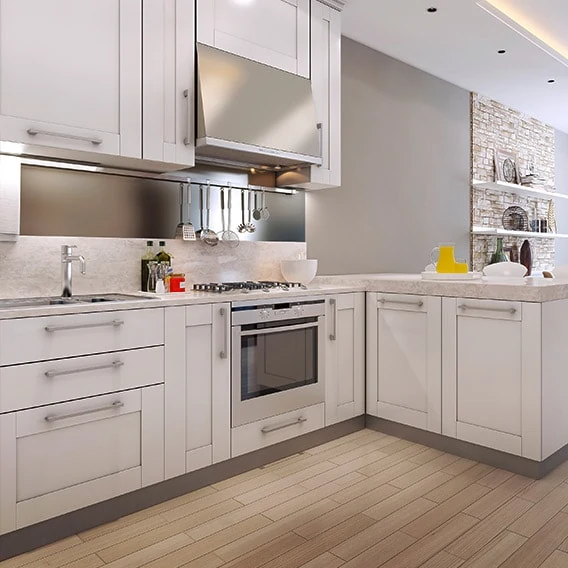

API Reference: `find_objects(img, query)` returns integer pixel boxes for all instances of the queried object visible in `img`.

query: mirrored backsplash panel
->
[20,165,305,242]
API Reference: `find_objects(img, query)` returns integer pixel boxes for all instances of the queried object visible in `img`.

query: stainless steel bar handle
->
[183,89,191,146]
[219,307,228,359]
[261,416,307,434]
[240,321,319,337]
[45,320,125,333]
[458,304,517,315]
[44,360,124,379]
[44,401,124,423]
[27,128,103,146]
[378,298,424,308]
[329,298,337,341]
[316,122,323,165]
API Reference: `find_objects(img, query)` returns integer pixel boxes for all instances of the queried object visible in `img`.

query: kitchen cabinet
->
[367,293,442,433]
[184,303,231,472]
[0,308,165,535]
[324,293,365,425]
[442,297,541,459]
[196,0,310,78]
[0,0,141,160]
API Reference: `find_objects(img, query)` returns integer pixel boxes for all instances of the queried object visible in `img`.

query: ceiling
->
[341,0,568,133]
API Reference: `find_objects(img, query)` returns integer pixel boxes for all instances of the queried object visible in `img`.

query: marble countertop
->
[1,274,568,319]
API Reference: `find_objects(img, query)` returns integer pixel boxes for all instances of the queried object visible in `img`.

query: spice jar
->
[169,273,186,293]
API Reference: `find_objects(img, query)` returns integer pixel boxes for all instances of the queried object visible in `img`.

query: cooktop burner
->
[192,281,303,293]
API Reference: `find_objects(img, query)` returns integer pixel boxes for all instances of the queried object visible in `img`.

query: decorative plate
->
[502,206,528,231]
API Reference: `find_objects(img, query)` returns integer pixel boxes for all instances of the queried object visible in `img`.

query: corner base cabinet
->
[367,293,442,433]
[325,293,365,425]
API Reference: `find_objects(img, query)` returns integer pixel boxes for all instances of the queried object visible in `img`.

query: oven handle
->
[238,321,319,337]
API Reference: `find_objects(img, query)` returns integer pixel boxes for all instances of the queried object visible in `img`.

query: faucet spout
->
[60,245,86,297]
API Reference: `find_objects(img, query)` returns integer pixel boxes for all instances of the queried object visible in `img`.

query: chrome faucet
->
[61,245,86,297]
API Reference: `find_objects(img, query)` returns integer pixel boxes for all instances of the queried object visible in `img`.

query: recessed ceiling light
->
[427,7,438,13]
[548,79,556,83]
[497,49,506,54]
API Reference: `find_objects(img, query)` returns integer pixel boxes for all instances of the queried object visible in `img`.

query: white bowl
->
[280,259,318,285]
[483,262,527,278]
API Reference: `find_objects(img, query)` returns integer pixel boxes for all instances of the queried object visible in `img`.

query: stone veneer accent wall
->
[471,93,556,273]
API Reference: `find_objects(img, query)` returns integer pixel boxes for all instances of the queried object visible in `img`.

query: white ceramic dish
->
[280,259,318,285]
[421,272,482,281]
[483,262,527,277]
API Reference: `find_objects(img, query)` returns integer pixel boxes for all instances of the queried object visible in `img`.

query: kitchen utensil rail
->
[188,180,296,196]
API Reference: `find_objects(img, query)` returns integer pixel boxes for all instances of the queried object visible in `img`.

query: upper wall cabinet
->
[196,0,310,78]
[0,0,142,160]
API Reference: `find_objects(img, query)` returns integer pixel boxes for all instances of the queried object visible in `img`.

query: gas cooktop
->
[192,281,304,293]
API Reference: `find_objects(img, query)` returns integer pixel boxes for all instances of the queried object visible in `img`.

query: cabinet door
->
[0,0,141,159]
[367,293,442,433]
[196,0,310,77]
[185,303,231,473]
[0,386,164,534]
[325,293,365,425]
[442,298,541,459]
[142,0,195,167]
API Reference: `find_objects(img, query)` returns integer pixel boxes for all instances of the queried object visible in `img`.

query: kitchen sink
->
[0,293,152,310]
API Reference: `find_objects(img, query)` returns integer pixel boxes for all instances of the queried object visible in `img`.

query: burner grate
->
[192,281,302,293]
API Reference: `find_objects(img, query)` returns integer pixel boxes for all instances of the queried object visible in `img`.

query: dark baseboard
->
[365,415,568,480]
[0,415,365,561]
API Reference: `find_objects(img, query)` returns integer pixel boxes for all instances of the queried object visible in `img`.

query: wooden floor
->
[5,429,568,568]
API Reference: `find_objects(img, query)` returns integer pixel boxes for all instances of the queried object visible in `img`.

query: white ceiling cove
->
[341,0,568,133]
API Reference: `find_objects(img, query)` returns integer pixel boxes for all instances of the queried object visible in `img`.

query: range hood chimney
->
[195,43,322,170]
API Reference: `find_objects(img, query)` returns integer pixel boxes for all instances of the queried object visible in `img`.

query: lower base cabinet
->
[367,293,442,433]
[0,385,164,534]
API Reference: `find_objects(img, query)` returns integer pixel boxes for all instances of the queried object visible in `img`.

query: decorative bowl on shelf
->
[483,262,528,278]
[502,206,528,231]
[280,259,318,285]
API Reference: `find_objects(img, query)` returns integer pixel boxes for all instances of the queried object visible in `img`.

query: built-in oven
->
[231,297,326,427]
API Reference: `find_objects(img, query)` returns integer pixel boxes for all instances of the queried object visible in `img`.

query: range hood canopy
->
[196,43,322,170]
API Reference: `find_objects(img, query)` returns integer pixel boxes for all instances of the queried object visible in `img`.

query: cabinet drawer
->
[456,299,522,321]
[0,308,164,365]
[231,403,324,457]
[0,346,164,413]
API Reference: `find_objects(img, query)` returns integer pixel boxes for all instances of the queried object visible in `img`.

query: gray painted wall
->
[306,38,471,275]
[555,130,568,266]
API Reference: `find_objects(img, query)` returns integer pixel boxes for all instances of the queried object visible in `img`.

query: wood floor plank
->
[539,550,568,568]
[334,471,367,487]
[298,552,345,568]
[463,475,533,519]
[499,512,568,568]
[221,532,306,568]
[508,482,568,537]
[458,531,527,568]
[446,497,533,560]
[407,448,444,465]
[477,468,515,489]
[304,430,381,456]
[364,472,454,521]
[215,499,339,562]
[355,443,433,477]
[424,464,495,504]
[331,498,436,561]
[178,553,225,568]
[440,458,477,477]
[341,531,416,568]
[419,551,464,568]
[402,484,491,539]
[389,454,461,489]
[517,461,568,503]
[378,513,479,568]
[0,536,82,568]
[293,484,400,539]
[258,514,377,568]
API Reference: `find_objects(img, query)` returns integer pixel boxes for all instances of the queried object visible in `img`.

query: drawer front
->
[231,403,324,457]
[0,308,164,365]
[15,390,142,502]
[0,346,164,413]
[456,299,522,321]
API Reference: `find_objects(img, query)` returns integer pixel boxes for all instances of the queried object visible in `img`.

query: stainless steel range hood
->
[196,43,322,170]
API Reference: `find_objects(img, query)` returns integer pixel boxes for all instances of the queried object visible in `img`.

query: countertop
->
[2,274,568,319]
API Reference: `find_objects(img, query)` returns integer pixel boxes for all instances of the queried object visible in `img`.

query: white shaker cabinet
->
[367,293,442,433]
[442,298,541,460]
[324,293,365,425]
[0,0,142,160]
[196,0,310,78]
[164,304,231,478]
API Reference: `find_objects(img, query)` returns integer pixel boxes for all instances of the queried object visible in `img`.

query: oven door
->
[232,316,325,427]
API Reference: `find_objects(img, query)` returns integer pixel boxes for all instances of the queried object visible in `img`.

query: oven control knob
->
[294,306,304,316]
[259,309,270,320]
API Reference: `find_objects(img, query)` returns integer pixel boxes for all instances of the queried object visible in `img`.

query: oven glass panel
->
[240,322,318,401]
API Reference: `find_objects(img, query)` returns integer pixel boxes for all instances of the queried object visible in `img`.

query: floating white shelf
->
[472,179,568,201]
[472,226,568,239]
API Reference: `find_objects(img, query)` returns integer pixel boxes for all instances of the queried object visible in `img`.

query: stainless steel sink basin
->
[0,293,152,310]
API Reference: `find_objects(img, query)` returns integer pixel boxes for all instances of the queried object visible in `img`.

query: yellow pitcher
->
[430,244,468,273]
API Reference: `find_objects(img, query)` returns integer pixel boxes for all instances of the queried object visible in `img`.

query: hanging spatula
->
[174,181,196,241]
